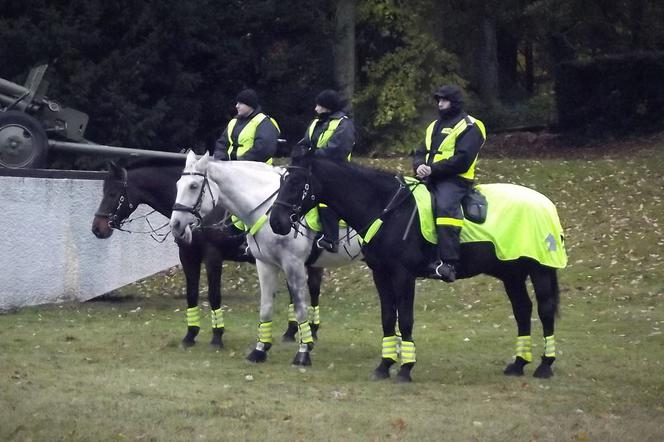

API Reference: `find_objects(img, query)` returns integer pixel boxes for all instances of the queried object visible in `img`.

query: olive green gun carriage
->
[0,64,185,169]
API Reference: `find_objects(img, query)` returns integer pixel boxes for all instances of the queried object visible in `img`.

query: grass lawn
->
[1,137,663,441]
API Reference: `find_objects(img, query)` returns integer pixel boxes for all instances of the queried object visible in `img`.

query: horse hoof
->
[181,340,195,348]
[292,351,311,366]
[395,372,412,383]
[246,349,268,363]
[395,365,413,383]
[533,364,554,379]
[371,368,390,381]
[503,363,525,376]
[209,338,223,350]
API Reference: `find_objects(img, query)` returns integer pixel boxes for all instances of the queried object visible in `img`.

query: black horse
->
[270,150,565,382]
[92,158,321,348]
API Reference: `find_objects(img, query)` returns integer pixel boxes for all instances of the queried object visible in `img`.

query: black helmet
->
[315,89,344,112]
[433,85,464,104]
[235,89,259,109]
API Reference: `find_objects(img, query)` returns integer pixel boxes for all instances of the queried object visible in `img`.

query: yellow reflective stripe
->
[544,335,556,357]
[227,113,277,163]
[258,321,273,344]
[400,340,416,364]
[319,203,328,208]
[361,219,383,244]
[436,217,464,227]
[288,304,296,322]
[249,214,268,236]
[308,305,320,325]
[298,321,313,344]
[382,336,399,361]
[515,335,532,362]
[210,308,224,329]
[425,116,485,180]
[186,307,201,327]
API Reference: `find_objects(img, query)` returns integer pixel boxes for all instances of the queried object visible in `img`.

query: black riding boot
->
[426,225,460,282]
[317,205,339,253]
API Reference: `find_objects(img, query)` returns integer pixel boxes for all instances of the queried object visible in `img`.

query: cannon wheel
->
[0,111,48,168]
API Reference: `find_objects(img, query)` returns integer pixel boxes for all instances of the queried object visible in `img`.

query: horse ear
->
[185,150,197,168]
[108,161,122,178]
[195,151,210,172]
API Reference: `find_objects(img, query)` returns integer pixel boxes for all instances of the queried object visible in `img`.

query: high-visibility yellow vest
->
[307,116,351,161]
[424,115,486,180]
[226,113,280,164]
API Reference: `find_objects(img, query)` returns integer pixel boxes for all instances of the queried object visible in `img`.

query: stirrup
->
[427,260,456,282]
[316,236,338,253]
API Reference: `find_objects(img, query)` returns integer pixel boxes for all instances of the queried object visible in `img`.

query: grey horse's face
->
[169,152,214,244]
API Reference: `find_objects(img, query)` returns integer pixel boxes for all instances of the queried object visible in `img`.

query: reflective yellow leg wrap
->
[298,321,314,344]
[543,335,556,358]
[515,335,532,362]
[186,307,200,328]
[288,304,296,322]
[257,321,273,344]
[400,340,416,364]
[309,305,320,325]
[381,336,399,362]
[211,308,224,329]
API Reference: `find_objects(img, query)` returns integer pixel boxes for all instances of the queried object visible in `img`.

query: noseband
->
[172,171,217,223]
[95,168,134,229]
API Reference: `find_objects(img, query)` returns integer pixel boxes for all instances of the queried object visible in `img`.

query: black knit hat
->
[433,85,464,104]
[235,89,259,109]
[315,89,344,112]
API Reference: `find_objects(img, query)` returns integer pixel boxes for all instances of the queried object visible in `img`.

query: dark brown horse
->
[270,149,566,382]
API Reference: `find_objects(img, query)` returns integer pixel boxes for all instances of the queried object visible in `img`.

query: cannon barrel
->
[0,77,29,99]
[47,140,188,161]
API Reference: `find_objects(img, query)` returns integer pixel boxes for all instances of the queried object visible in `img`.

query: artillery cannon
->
[0,65,185,168]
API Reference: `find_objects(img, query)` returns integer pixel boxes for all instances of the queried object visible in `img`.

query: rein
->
[282,164,415,245]
[95,168,171,242]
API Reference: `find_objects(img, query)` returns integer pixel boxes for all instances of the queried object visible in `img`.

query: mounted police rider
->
[213,88,280,163]
[298,89,355,253]
[413,85,486,282]
[213,89,281,258]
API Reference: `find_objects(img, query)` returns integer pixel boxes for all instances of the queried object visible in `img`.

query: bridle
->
[272,165,316,226]
[95,167,134,229]
[171,171,217,225]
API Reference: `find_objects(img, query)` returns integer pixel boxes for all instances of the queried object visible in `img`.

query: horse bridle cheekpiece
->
[274,166,316,225]
[172,171,216,223]
[95,167,134,229]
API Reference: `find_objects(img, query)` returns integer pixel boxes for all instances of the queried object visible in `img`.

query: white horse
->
[169,151,363,366]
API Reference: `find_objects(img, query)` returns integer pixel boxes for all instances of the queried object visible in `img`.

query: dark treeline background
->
[2,0,663,165]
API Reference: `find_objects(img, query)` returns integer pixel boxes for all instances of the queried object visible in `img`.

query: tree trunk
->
[476,12,499,107]
[333,0,356,108]
[524,40,534,95]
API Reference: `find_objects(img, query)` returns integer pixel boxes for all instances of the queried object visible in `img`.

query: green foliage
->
[355,0,464,154]
[0,0,335,167]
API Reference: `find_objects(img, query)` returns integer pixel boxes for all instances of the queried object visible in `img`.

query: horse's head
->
[169,151,218,244]
[92,162,136,238]
[269,146,319,235]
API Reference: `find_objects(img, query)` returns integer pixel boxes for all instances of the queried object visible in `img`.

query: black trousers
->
[431,177,472,263]
[318,204,339,244]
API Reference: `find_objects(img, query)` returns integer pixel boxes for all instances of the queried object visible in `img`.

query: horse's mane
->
[311,157,401,186]
[124,156,186,171]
